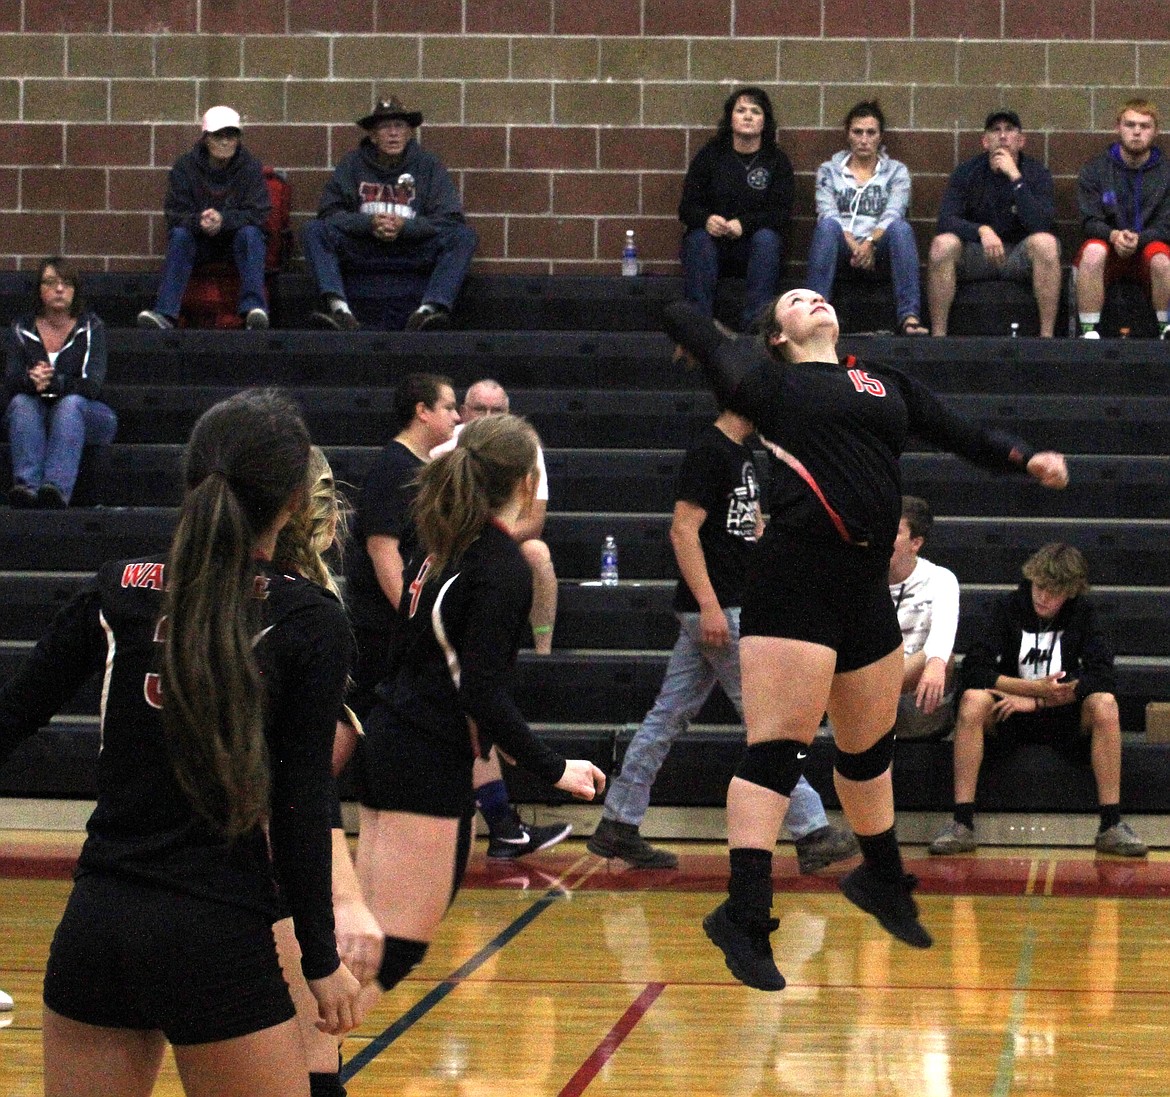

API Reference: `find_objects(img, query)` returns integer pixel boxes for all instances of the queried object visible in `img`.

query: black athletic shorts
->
[44,873,294,1045]
[989,704,1091,764]
[740,528,902,673]
[357,702,476,818]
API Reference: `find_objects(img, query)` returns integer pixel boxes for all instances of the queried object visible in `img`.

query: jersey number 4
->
[847,368,887,397]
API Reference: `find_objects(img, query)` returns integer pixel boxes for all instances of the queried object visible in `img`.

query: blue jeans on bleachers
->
[5,393,118,503]
[806,217,922,325]
[153,224,268,320]
[681,227,782,332]
[301,220,479,313]
[600,607,828,840]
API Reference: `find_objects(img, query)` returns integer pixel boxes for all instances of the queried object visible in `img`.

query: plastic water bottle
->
[600,535,619,584]
[1010,322,1019,338]
[621,230,638,277]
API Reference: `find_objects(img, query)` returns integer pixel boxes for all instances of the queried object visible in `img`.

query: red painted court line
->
[8,846,1170,898]
[558,981,665,1097]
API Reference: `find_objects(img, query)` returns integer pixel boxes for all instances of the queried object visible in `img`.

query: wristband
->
[532,625,553,635]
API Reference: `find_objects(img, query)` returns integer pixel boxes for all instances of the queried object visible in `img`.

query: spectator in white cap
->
[137,105,272,330]
[302,94,478,331]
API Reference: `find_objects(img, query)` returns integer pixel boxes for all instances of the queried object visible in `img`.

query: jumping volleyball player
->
[0,389,363,1095]
[666,290,1069,990]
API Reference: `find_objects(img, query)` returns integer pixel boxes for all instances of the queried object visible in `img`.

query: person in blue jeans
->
[5,257,117,508]
[137,106,271,331]
[302,95,478,332]
[678,87,794,333]
[806,100,926,335]
[587,408,858,871]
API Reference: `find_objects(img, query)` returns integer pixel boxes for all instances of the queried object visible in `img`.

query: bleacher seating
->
[1,273,1168,827]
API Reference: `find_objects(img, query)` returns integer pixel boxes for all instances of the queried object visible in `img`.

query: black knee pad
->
[309,1073,344,1097]
[735,739,807,797]
[377,936,429,992]
[834,729,895,782]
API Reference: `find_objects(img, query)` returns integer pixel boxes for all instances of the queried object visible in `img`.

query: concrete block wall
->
[0,2,1168,274]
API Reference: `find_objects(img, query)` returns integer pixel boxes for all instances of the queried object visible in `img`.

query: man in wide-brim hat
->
[302,94,478,332]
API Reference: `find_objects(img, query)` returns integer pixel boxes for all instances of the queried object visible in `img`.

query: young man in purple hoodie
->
[1075,98,1170,339]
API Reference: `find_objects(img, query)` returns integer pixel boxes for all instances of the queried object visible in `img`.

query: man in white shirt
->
[888,496,960,739]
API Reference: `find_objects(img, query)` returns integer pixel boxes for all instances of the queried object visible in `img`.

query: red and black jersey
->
[0,557,351,981]
[375,522,566,786]
[665,301,1034,556]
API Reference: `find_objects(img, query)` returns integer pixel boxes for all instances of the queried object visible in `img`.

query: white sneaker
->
[1080,329,1101,339]
[0,988,13,1010]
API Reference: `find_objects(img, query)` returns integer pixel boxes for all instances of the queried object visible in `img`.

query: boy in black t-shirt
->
[587,410,858,871]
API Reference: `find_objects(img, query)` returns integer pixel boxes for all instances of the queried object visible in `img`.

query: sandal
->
[900,316,929,335]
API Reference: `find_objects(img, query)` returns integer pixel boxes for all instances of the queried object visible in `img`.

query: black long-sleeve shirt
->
[678,138,794,240]
[664,301,1035,556]
[0,558,351,980]
[377,522,566,785]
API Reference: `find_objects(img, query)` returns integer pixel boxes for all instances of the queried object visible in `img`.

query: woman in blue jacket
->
[5,257,116,507]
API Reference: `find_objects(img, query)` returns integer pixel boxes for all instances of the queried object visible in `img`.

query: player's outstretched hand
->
[556,759,607,800]
[308,962,364,1035]
[1026,451,1068,489]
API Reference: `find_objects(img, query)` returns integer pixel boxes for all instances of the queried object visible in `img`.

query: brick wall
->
[0,2,1168,273]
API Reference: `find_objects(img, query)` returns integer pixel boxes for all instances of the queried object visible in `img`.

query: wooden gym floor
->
[2,830,1169,1096]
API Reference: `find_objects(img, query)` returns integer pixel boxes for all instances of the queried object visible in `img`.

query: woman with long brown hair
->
[355,413,605,997]
[0,389,362,1096]
[667,291,1068,991]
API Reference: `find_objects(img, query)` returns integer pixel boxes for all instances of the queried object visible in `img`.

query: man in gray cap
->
[926,110,1061,336]
[303,95,478,331]
[137,105,271,330]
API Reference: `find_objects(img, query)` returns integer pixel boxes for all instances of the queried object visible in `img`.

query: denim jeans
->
[602,608,828,839]
[805,216,922,325]
[154,224,268,319]
[5,393,118,502]
[301,220,479,311]
[681,227,783,332]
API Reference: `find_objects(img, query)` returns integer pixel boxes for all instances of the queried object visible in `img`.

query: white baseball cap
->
[201,106,241,134]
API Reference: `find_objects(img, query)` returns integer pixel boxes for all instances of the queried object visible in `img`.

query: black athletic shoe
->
[486,819,572,860]
[8,484,35,508]
[839,864,933,948]
[702,900,785,991]
[36,483,66,508]
[586,817,678,869]
[405,303,452,331]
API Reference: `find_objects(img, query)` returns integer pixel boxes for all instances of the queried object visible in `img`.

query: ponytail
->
[413,414,539,583]
[160,389,312,837]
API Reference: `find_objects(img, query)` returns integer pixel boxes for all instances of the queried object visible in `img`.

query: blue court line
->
[341,890,562,1082]
[992,920,1037,1097]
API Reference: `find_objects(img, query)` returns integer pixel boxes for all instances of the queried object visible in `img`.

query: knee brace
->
[377,936,429,992]
[735,739,808,797]
[834,729,895,782]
